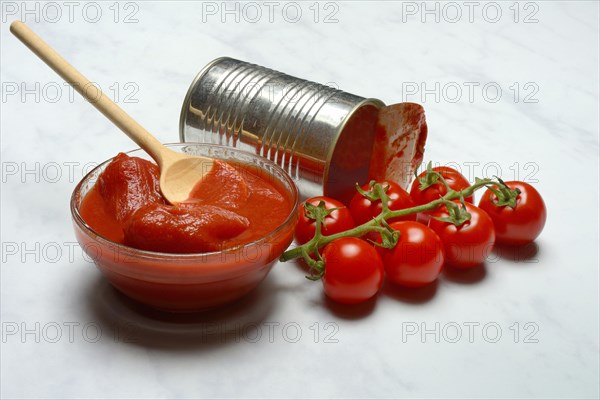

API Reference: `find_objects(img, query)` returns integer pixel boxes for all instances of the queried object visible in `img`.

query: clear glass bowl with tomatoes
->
[71,143,299,312]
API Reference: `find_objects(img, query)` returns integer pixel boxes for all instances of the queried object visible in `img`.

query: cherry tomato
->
[322,237,384,304]
[295,196,355,245]
[428,202,495,268]
[349,181,416,226]
[478,181,546,246]
[410,166,474,206]
[377,221,445,287]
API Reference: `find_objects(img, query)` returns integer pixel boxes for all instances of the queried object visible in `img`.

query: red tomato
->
[478,181,546,246]
[349,181,416,225]
[295,196,355,245]
[124,203,249,253]
[428,202,495,268]
[410,166,473,206]
[322,237,384,304]
[377,221,445,287]
[98,153,165,222]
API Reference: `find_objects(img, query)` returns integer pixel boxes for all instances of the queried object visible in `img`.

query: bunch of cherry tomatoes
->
[290,165,547,305]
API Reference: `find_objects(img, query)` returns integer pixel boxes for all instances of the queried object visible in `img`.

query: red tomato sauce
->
[80,153,292,254]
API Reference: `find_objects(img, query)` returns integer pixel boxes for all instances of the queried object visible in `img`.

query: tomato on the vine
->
[294,196,355,245]
[349,180,416,225]
[321,237,384,304]
[377,221,445,287]
[428,202,495,268]
[410,166,473,206]
[478,181,546,246]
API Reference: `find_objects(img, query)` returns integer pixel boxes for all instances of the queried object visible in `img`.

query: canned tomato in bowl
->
[71,143,299,312]
[179,57,385,203]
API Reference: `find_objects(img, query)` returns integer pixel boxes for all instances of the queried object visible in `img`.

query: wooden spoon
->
[10,20,223,205]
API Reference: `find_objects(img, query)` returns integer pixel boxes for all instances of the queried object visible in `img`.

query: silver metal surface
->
[180,57,384,201]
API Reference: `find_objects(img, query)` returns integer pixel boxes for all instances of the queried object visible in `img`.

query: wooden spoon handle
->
[10,21,168,164]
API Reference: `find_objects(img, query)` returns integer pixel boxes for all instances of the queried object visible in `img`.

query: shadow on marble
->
[492,242,541,264]
[442,264,487,284]
[382,280,438,304]
[85,274,279,351]
[320,293,378,320]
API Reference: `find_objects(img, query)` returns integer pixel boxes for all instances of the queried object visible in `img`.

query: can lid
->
[368,102,428,190]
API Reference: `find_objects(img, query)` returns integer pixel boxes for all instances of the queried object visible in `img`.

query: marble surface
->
[1,1,599,398]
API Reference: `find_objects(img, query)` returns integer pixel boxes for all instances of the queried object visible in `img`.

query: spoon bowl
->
[159,152,216,204]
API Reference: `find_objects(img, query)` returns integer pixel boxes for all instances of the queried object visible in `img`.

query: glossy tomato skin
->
[410,166,474,207]
[478,181,546,246]
[322,237,384,304]
[428,202,495,269]
[378,221,445,287]
[349,181,416,225]
[294,196,355,245]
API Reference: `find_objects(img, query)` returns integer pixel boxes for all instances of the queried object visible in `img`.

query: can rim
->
[322,97,385,196]
[179,56,234,142]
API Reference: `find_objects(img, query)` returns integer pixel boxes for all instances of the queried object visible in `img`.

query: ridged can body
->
[180,57,384,201]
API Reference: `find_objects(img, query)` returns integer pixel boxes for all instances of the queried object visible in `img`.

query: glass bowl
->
[71,143,299,312]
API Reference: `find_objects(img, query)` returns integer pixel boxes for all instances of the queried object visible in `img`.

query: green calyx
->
[417,161,440,191]
[369,219,400,249]
[356,181,396,243]
[303,200,336,221]
[486,177,521,208]
[301,201,331,280]
[355,180,390,204]
[302,247,325,281]
[432,196,471,227]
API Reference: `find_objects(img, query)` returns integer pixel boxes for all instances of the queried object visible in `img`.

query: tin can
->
[179,57,384,202]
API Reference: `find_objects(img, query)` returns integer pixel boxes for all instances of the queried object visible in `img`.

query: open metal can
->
[179,57,384,202]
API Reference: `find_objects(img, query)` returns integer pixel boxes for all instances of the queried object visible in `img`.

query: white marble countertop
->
[1,1,599,399]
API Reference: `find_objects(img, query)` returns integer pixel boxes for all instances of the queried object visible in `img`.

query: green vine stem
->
[280,176,497,263]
